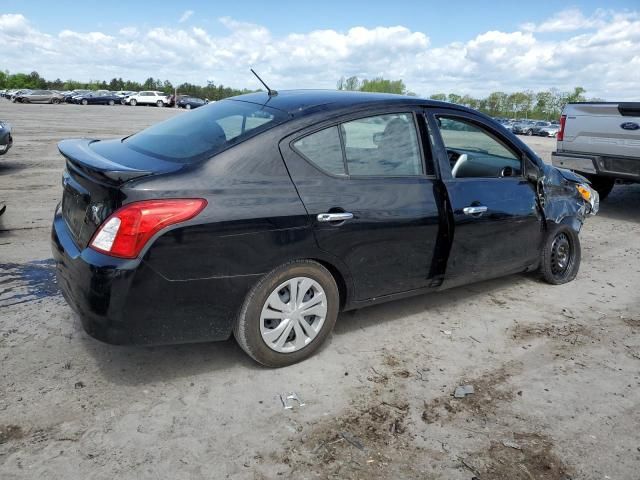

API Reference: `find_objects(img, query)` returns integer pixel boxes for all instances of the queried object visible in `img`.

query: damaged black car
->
[51,91,598,367]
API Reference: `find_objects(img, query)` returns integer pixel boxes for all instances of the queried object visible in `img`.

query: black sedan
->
[0,120,12,155]
[51,91,598,366]
[75,92,123,106]
[177,96,207,109]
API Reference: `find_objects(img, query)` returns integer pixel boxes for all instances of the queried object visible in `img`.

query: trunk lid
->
[58,138,183,248]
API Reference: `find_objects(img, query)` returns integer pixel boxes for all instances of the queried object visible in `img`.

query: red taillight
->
[557,115,566,141]
[89,199,207,259]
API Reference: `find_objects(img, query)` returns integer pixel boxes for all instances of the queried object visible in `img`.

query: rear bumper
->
[51,204,255,346]
[552,151,640,181]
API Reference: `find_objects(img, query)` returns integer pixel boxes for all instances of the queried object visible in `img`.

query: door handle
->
[463,206,488,216]
[317,212,354,223]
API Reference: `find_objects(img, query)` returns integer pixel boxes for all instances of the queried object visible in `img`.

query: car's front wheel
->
[234,260,339,367]
[130,99,137,106]
[81,99,88,106]
[156,100,164,107]
[186,104,192,110]
[540,224,581,285]
[108,99,115,106]
[526,129,533,136]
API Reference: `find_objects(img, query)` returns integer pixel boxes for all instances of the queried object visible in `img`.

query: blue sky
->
[5,0,637,43]
[1,1,639,98]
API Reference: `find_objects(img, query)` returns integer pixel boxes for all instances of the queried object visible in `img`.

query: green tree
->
[429,93,447,101]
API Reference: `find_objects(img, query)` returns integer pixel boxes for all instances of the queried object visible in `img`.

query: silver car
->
[16,90,64,104]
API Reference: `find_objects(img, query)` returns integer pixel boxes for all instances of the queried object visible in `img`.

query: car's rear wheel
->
[130,99,137,106]
[540,224,581,285]
[526,129,533,136]
[156,100,164,107]
[81,99,88,106]
[234,260,339,367]
[186,104,192,110]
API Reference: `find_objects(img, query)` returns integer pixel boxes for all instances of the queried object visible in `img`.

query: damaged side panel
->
[538,165,598,232]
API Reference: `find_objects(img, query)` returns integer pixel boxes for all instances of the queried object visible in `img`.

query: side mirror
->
[500,166,514,177]
[524,155,541,183]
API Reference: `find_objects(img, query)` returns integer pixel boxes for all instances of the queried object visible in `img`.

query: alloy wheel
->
[260,277,328,353]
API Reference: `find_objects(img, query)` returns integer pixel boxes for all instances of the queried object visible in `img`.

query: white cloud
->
[0,10,638,99]
[179,10,194,23]
[521,8,604,32]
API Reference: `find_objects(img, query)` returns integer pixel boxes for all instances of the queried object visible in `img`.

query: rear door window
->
[342,113,423,176]
[293,126,345,175]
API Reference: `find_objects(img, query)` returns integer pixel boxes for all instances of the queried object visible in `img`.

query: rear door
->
[426,109,543,287]
[280,109,444,301]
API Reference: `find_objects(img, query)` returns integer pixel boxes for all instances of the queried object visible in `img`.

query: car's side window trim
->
[291,125,348,178]
[289,108,437,180]
[426,108,526,181]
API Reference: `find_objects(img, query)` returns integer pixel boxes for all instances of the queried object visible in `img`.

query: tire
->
[81,99,88,106]
[156,100,163,107]
[186,104,191,110]
[526,129,533,136]
[52,98,60,105]
[584,174,615,200]
[130,99,137,106]
[234,260,340,367]
[108,99,115,106]
[540,224,581,285]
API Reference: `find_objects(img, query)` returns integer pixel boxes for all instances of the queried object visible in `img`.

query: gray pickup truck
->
[552,102,640,199]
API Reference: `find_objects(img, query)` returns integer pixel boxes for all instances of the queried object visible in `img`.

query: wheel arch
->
[308,257,351,310]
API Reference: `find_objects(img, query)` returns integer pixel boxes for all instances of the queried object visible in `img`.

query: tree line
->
[0,70,256,101]
[428,87,601,120]
[338,76,601,120]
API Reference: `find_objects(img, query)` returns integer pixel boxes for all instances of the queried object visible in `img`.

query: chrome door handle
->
[463,206,488,216]
[317,212,354,222]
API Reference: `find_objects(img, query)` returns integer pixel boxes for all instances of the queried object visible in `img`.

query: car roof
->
[230,89,473,117]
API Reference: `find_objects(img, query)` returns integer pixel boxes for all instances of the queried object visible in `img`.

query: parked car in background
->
[552,102,640,199]
[0,120,12,155]
[10,89,32,102]
[74,91,123,106]
[513,120,549,136]
[114,91,135,98]
[51,90,599,367]
[126,91,171,107]
[15,90,64,104]
[534,123,561,137]
[177,96,207,109]
[64,90,91,103]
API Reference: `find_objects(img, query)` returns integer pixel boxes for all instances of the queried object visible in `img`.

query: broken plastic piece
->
[502,440,522,450]
[280,392,306,409]
[453,385,474,398]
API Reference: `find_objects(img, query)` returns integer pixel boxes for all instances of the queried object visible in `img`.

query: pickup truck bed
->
[552,102,640,199]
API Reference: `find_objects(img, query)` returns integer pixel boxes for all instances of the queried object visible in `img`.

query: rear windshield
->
[124,100,287,163]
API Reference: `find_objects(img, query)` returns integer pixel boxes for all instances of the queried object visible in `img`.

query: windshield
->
[124,99,288,163]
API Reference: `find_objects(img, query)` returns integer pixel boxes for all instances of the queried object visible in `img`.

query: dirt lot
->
[1,101,639,480]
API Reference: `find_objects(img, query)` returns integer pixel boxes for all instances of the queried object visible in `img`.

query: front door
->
[427,111,544,288]
[281,110,442,301]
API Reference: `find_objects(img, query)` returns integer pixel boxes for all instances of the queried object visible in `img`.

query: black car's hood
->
[551,166,588,184]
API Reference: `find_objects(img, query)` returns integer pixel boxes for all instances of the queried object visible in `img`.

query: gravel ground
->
[1,101,639,480]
